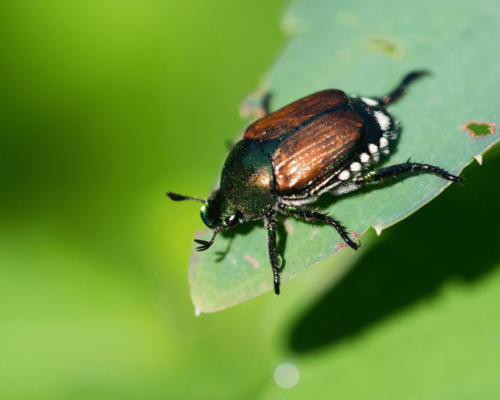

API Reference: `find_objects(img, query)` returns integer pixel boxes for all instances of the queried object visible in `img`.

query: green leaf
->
[189,0,500,313]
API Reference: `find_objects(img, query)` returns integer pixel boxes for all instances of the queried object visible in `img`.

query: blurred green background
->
[1,1,500,399]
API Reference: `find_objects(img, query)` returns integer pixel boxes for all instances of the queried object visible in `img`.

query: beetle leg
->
[261,92,272,116]
[374,71,430,106]
[264,212,281,295]
[277,204,360,250]
[352,160,463,185]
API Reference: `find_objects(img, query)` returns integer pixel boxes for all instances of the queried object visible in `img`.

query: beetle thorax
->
[220,139,276,219]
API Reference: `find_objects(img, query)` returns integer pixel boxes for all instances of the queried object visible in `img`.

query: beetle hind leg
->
[277,204,360,250]
[352,159,463,185]
[261,92,272,116]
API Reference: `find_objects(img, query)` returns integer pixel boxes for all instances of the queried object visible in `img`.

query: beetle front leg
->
[277,204,360,250]
[264,212,281,295]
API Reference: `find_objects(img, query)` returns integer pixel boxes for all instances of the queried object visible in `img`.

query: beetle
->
[167,71,462,295]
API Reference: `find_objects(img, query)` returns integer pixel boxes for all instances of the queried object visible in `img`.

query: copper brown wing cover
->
[244,90,349,141]
[272,109,366,197]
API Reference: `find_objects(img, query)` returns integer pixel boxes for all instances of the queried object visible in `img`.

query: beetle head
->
[197,190,241,251]
[166,189,240,252]
[201,189,240,228]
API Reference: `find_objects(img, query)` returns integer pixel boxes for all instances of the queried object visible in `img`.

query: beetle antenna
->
[194,227,221,251]
[166,191,206,204]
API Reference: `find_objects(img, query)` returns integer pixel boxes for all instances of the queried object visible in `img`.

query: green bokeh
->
[0,1,285,398]
[1,1,500,399]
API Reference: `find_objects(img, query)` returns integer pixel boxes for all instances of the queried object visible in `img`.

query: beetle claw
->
[194,239,211,251]
[194,228,221,251]
[274,271,280,295]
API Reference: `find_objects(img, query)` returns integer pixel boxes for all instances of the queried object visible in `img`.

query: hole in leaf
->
[366,37,404,59]
[462,121,496,137]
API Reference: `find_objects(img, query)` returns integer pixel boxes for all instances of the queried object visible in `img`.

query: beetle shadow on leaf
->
[215,220,264,262]
[276,220,288,272]
[214,237,234,262]
[287,146,500,354]
[215,216,289,272]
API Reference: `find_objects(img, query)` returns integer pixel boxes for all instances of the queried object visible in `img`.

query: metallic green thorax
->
[202,139,276,227]
[222,139,276,218]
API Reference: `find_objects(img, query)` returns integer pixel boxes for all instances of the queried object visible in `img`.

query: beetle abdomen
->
[273,108,366,196]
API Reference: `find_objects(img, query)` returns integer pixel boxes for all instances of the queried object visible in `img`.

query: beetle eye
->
[225,215,239,228]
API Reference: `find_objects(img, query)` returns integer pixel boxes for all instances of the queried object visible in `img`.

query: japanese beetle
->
[167,71,462,295]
